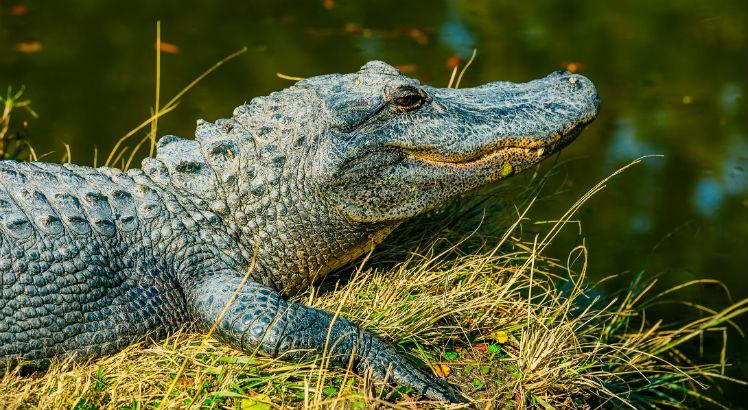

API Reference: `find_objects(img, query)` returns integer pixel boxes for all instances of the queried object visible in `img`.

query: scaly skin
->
[0,61,599,403]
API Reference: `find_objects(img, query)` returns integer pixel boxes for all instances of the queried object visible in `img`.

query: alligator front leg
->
[185,272,460,403]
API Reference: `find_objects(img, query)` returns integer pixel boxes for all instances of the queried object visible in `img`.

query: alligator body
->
[0,62,599,402]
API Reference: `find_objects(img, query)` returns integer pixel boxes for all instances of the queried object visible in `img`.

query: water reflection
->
[694,135,748,217]
[438,1,475,54]
[719,83,743,114]
[605,118,659,166]
[694,178,722,216]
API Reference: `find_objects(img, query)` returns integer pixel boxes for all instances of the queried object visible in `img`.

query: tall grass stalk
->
[103,22,246,169]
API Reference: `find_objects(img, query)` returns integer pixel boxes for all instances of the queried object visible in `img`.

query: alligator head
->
[310,61,600,222]
[169,61,599,294]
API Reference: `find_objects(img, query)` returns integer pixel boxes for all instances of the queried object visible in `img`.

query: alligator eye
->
[390,87,426,111]
[393,95,422,109]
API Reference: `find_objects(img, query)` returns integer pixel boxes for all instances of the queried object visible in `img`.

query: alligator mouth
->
[408,141,551,164]
[395,116,594,167]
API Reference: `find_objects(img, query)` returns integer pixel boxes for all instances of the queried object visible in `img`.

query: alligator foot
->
[186,272,464,403]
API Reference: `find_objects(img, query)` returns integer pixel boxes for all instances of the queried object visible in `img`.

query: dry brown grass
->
[1,159,745,409]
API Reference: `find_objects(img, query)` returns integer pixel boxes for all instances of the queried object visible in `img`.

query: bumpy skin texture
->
[0,61,599,403]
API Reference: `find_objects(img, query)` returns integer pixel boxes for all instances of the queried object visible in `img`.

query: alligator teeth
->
[524,148,532,154]
[536,147,545,157]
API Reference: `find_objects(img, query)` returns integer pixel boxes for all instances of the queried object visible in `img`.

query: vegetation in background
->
[0,85,36,161]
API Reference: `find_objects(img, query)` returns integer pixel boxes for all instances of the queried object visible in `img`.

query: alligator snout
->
[545,70,601,120]
[386,70,600,167]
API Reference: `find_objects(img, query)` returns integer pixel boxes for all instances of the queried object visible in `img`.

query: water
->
[2,0,747,404]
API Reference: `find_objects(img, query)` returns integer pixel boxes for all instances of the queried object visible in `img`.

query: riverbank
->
[2,162,744,409]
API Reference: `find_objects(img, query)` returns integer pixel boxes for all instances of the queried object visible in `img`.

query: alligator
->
[0,61,599,403]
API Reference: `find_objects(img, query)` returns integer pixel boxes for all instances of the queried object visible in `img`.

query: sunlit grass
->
[0,85,37,161]
[0,158,745,409]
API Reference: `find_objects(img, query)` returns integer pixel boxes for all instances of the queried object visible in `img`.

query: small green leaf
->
[396,385,414,394]
[488,344,501,355]
[219,356,254,365]
[210,391,244,398]
[443,351,458,361]
[505,364,522,379]
[241,394,272,410]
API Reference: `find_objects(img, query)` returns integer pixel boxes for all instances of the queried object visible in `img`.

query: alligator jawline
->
[403,145,549,166]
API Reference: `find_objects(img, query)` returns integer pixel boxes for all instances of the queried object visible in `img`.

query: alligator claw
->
[361,340,465,404]
[421,376,462,403]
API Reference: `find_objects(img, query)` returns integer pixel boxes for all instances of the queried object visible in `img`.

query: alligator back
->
[0,161,188,369]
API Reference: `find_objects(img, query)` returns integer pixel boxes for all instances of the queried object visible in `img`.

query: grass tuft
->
[0,85,37,161]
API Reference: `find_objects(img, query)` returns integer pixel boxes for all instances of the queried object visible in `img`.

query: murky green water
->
[2,0,747,404]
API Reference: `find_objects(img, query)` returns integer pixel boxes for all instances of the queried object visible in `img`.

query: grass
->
[0,156,745,409]
[2,29,747,409]
[0,85,38,161]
